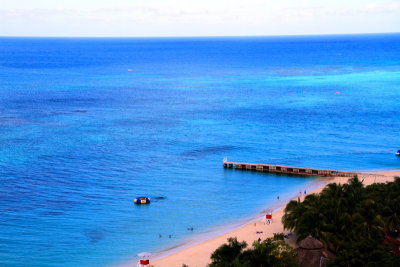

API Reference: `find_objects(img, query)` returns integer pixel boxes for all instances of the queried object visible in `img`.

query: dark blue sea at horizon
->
[1,34,400,266]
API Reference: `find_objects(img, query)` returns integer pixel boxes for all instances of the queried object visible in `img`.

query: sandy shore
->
[148,170,400,267]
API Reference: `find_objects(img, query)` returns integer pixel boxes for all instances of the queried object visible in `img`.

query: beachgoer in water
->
[304,190,307,195]
[277,196,279,200]
[168,234,172,238]
[159,234,162,238]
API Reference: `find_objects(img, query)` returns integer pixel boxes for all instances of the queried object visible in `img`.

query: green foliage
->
[208,235,298,267]
[209,237,247,267]
[329,238,400,267]
[282,176,400,266]
[273,233,285,240]
[245,237,298,267]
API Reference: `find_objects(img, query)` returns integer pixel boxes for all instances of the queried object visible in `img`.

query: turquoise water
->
[0,34,400,266]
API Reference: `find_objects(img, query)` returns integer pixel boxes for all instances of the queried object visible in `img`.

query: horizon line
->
[1,31,399,39]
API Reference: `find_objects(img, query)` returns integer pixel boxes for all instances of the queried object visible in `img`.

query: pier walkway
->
[223,159,357,177]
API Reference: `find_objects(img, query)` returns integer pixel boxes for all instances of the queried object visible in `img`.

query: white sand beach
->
[148,170,400,267]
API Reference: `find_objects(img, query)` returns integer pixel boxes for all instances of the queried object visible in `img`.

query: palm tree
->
[209,237,247,267]
[282,175,400,262]
[282,197,303,232]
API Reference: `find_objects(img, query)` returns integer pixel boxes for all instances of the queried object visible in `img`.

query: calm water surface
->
[0,34,400,266]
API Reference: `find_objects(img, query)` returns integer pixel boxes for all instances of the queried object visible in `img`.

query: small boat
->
[397,150,400,156]
[134,197,151,204]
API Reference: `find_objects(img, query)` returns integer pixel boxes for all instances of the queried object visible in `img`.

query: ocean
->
[0,34,399,266]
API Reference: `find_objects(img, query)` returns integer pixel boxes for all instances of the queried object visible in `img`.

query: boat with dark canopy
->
[134,197,151,204]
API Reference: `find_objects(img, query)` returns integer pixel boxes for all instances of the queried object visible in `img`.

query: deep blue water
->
[1,34,400,267]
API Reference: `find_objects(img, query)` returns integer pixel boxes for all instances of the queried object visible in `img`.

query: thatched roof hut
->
[296,236,335,267]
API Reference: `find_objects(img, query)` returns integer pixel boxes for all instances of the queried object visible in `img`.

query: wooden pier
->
[223,159,357,177]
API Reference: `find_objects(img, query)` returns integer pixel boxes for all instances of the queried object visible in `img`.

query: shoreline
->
[145,170,400,267]
[148,177,326,262]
